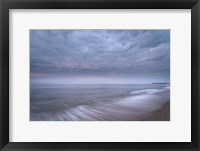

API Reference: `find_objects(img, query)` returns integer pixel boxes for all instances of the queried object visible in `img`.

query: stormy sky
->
[30,30,170,84]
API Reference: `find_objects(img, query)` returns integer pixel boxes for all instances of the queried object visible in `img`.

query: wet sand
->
[139,101,170,121]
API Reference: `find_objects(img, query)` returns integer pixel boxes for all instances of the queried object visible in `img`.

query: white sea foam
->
[163,86,170,89]
[118,92,169,112]
[130,88,167,95]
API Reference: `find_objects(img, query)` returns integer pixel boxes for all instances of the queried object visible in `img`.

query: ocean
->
[30,84,170,121]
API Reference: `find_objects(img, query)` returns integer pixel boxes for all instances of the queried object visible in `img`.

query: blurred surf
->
[30,84,170,121]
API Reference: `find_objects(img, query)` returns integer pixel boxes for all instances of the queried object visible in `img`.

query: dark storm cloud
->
[30,30,170,84]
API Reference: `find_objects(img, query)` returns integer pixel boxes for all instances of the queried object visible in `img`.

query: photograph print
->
[30,30,170,121]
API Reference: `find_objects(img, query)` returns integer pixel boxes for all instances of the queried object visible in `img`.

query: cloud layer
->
[30,30,170,84]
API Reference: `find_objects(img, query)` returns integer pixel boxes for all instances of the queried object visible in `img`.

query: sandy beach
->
[139,101,170,121]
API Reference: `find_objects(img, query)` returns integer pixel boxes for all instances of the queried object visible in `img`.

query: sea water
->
[30,84,170,121]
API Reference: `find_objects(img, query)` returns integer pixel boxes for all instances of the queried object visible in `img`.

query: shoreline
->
[31,88,170,121]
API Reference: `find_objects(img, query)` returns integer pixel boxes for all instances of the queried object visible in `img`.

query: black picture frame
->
[0,0,199,151]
